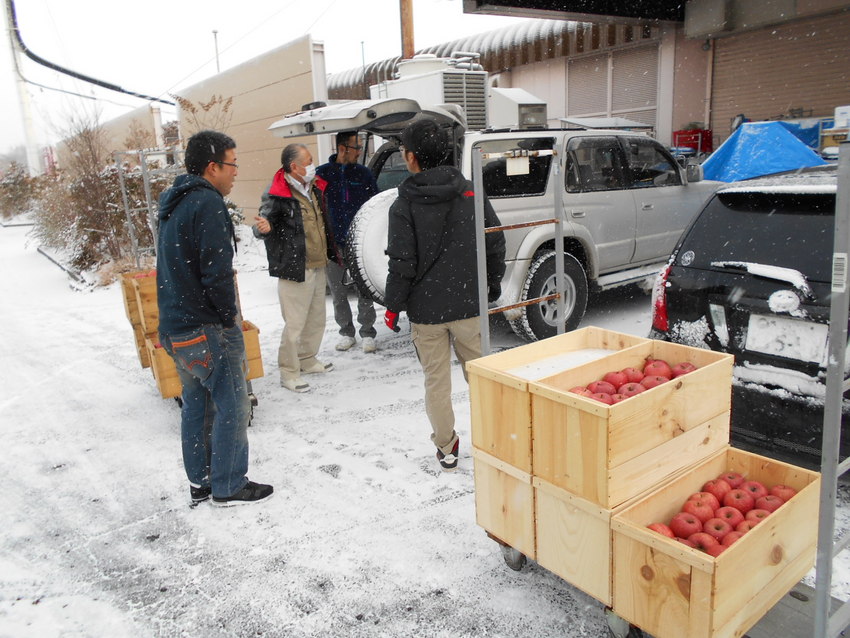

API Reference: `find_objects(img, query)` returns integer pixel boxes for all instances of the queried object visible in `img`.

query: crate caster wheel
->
[174,396,183,408]
[605,608,644,638]
[500,544,526,571]
[249,392,258,407]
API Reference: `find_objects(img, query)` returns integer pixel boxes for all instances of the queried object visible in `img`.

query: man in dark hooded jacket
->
[384,118,506,471]
[157,130,273,507]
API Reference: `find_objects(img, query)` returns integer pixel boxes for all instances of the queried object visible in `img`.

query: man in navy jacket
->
[157,130,272,507]
[316,131,379,353]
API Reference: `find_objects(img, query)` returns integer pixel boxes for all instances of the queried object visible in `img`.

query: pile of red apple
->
[646,471,798,557]
[569,357,698,405]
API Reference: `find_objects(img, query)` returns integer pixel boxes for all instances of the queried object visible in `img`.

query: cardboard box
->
[530,340,733,508]
[611,447,820,638]
[468,327,649,472]
[472,448,535,560]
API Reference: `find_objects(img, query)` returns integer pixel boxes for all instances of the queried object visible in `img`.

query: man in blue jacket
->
[157,130,273,507]
[316,131,379,353]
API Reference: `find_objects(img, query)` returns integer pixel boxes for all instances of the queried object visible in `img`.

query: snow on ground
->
[1,222,849,637]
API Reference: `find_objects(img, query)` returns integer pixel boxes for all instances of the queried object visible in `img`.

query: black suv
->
[649,167,846,466]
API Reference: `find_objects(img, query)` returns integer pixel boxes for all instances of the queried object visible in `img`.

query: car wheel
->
[509,250,588,341]
[345,189,399,307]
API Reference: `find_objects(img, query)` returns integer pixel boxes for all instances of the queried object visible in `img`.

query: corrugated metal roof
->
[327,18,659,99]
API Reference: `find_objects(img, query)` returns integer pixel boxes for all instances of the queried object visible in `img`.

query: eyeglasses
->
[215,161,239,169]
[344,144,363,151]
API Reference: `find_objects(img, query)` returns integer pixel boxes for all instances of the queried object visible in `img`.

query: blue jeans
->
[161,324,250,498]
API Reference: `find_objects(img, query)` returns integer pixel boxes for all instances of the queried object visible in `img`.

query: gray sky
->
[0,0,526,156]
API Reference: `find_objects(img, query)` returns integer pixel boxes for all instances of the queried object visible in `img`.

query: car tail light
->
[651,265,671,332]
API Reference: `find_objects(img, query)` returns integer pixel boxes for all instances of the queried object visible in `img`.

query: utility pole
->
[399,0,414,59]
[5,0,41,176]
[212,30,220,73]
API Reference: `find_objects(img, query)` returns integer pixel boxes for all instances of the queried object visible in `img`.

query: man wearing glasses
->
[317,131,379,353]
[157,130,273,506]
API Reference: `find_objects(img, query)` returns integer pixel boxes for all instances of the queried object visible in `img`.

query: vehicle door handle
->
[641,203,654,211]
[570,209,585,218]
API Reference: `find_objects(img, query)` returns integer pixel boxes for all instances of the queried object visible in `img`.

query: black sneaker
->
[436,439,459,471]
[190,484,211,505]
[212,481,274,507]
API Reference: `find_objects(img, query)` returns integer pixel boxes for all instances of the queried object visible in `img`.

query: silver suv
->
[269,98,721,341]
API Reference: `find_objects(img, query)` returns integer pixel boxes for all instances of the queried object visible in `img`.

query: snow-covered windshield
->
[678,191,835,283]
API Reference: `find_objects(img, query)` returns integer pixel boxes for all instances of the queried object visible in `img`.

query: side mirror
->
[686,162,703,183]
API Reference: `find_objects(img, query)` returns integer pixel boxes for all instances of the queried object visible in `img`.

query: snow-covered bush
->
[0,162,36,220]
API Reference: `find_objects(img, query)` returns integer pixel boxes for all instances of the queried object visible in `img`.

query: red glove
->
[384,310,400,332]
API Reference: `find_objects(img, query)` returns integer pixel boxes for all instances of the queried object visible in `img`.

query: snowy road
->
[0,222,847,637]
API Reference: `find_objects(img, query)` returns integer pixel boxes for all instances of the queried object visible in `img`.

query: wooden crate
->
[473,449,535,560]
[611,447,820,638]
[133,324,151,368]
[145,336,181,399]
[530,340,734,508]
[120,271,145,326]
[534,477,647,606]
[242,320,264,380]
[467,327,649,472]
[132,274,159,336]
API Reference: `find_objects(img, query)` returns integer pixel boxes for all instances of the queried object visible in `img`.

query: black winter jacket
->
[156,174,238,334]
[385,165,506,324]
[255,169,339,282]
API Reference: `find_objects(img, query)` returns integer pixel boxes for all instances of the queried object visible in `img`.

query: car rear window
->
[679,191,836,282]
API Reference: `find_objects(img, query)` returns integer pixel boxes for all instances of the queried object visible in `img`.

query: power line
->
[5,0,174,105]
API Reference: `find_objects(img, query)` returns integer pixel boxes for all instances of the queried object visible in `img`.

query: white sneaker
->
[362,337,377,353]
[301,360,333,374]
[281,377,310,393]
[335,336,356,351]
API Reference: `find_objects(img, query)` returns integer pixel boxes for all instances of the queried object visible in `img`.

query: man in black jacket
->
[384,119,506,471]
[157,130,273,506]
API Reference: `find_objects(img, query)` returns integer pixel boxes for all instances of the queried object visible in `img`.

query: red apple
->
[602,370,629,389]
[610,393,629,404]
[718,471,745,488]
[687,491,721,512]
[745,509,771,525]
[721,530,745,546]
[672,361,698,377]
[675,536,696,547]
[688,532,719,551]
[643,359,673,379]
[706,544,728,557]
[723,489,755,514]
[770,484,798,502]
[755,494,784,513]
[736,520,757,533]
[617,382,646,397]
[621,367,644,383]
[669,512,702,538]
[569,386,592,395]
[703,517,733,542]
[682,499,715,524]
[740,480,768,500]
[587,380,617,395]
[647,523,675,538]
[591,392,614,405]
[702,478,732,503]
[714,506,745,528]
[640,375,669,390]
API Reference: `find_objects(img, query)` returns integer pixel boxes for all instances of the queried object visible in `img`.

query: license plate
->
[746,314,828,364]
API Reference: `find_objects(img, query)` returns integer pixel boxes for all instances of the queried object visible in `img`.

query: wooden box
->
[473,449,535,560]
[611,447,820,638]
[534,477,644,606]
[132,274,159,336]
[145,336,181,399]
[242,320,264,380]
[530,341,734,508]
[121,271,152,368]
[467,327,649,473]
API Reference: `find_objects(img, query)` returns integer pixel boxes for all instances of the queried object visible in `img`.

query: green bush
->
[0,162,36,219]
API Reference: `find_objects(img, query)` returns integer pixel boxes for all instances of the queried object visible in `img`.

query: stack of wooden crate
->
[468,326,820,638]
[120,270,264,399]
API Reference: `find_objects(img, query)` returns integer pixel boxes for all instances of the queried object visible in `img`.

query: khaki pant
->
[277,267,327,381]
[411,316,481,454]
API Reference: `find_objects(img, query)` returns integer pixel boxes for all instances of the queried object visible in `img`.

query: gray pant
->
[326,259,376,339]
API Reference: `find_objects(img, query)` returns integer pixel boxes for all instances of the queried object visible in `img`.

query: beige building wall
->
[176,34,327,220]
[670,29,710,132]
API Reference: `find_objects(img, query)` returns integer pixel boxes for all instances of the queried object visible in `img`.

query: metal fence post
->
[472,148,491,356]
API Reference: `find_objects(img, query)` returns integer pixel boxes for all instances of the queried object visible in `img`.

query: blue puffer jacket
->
[316,155,378,245]
[156,174,238,335]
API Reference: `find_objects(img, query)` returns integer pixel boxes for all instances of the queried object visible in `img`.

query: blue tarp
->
[702,121,828,182]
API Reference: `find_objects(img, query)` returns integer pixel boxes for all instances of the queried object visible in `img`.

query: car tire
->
[345,189,399,307]
[509,250,588,341]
